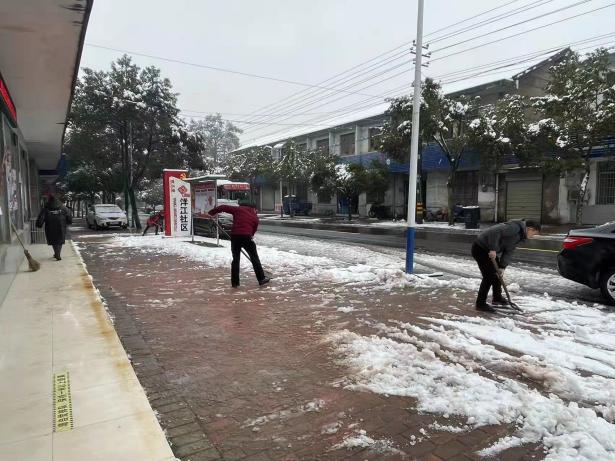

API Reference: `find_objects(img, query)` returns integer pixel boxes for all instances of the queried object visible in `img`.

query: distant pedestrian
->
[206,203,270,288]
[143,211,164,236]
[36,194,73,260]
[471,219,541,312]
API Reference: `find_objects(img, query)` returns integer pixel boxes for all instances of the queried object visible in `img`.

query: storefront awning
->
[0,0,93,169]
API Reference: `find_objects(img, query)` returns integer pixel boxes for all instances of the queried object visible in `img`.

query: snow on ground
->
[330,328,615,460]
[102,232,615,458]
[109,234,449,290]
[261,216,322,223]
[331,429,404,455]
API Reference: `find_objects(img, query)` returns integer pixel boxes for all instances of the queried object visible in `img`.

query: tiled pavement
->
[75,232,545,461]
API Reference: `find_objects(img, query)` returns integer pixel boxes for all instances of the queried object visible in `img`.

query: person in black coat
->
[471,219,541,312]
[36,194,72,260]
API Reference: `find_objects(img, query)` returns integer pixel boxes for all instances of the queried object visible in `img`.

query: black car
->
[557,222,615,305]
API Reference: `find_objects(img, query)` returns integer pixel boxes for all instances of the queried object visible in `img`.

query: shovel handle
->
[208,216,253,262]
[491,258,522,311]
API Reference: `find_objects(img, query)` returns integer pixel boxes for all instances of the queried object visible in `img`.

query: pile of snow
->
[329,329,615,459]
[331,429,403,455]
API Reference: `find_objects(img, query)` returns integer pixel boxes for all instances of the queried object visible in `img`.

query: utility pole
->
[405,0,425,274]
[123,122,130,221]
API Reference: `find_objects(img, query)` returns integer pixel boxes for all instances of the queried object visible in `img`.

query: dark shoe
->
[258,277,271,286]
[54,254,61,261]
[492,298,511,307]
[232,283,239,288]
[475,302,496,313]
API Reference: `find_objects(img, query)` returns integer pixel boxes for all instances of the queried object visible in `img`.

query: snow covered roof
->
[447,79,515,98]
[217,180,250,190]
[185,174,226,182]
[512,48,572,80]
[235,103,390,152]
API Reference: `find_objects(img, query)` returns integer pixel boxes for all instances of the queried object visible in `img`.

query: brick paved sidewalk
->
[75,233,544,461]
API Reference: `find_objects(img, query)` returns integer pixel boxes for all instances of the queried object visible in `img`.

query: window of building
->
[297,143,307,152]
[316,138,329,153]
[596,161,615,205]
[453,171,479,206]
[368,128,382,152]
[340,133,355,156]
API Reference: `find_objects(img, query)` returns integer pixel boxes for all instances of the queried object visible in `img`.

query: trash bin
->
[463,206,480,229]
[283,195,296,215]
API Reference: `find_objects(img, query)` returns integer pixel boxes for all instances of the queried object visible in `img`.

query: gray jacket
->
[475,220,527,268]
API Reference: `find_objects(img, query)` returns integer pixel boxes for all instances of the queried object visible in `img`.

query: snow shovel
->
[210,218,273,279]
[491,259,521,312]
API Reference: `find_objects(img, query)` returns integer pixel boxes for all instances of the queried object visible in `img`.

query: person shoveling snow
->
[471,219,541,313]
[205,202,270,289]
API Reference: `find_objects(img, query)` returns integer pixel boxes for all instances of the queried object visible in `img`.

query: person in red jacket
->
[142,211,164,236]
[206,203,270,288]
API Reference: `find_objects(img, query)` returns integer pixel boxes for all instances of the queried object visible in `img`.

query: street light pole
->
[405,0,424,274]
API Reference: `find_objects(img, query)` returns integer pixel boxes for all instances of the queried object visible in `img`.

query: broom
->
[10,221,41,272]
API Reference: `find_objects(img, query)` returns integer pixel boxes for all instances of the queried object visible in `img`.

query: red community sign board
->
[162,169,188,236]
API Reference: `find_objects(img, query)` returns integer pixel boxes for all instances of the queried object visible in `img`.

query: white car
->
[87,204,128,230]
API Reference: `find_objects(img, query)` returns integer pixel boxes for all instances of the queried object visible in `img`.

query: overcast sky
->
[80,0,615,145]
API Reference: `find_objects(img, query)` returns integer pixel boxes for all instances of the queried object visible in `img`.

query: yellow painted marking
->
[53,371,74,432]
[518,247,560,253]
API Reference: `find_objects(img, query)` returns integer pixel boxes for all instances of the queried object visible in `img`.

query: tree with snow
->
[138,178,164,210]
[332,163,367,221]
[380,78,481,225]
[469,94,530,173]
[527,48,615,225]
[275,141,312,216]
[184,115,241,167]
[307,148,339,204]
[225,146,275,192]
[67,55,187,229]
[309,152,388,221]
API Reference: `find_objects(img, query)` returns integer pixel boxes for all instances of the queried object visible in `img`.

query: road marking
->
[53,371,74,432]
[518,247,560,253]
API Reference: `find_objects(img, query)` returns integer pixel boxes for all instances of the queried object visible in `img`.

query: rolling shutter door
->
[262,187,275,211]
[506,180,542,221]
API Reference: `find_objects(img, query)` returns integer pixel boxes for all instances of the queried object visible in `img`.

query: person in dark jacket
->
[206,203,270,288]
[36,194,73,260]
[143,211,164,236]
[471,219,541,312]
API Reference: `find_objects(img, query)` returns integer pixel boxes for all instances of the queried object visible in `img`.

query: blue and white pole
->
[405,0,424,274]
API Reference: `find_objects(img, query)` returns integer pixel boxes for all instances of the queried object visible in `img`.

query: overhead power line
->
[85,43,382,99]
[178,114,336,128]
[431,2,615,61]
[239,60,412,135]
[424,0,524,38]
[427,0,555,44]
[237,1,547,127]
[430,0,592,51]
[238,48,411,127]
